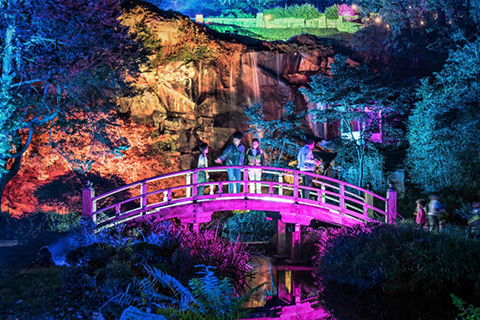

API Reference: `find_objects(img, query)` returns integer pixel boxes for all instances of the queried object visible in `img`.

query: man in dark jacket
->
[215,131,245,193]
[297,138,320,199]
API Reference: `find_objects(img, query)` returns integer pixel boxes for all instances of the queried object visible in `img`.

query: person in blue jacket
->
[297,138,320,199]
[215,131,245,193]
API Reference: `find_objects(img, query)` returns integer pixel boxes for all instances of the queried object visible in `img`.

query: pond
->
[242,255,332,319]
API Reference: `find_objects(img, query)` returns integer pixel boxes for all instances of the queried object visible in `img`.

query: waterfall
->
[198,61,202,97]
[229,62,236,110]
[242,51,261,105]
[251,52,261,103]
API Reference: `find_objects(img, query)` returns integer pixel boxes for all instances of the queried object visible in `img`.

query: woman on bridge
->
[246,138,266,194]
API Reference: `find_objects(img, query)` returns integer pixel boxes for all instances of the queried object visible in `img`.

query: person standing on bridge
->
[197,143,209,196]
[246,138,266,194]
[297,138,321,199]
[215,131,245,193]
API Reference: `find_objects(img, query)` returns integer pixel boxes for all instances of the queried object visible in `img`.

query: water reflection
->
[242,255,332,319]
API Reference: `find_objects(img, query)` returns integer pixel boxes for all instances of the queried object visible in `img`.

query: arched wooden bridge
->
[82,166,397,260]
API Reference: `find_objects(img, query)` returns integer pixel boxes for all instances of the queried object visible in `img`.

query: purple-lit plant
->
[337,4,357,20]
[171,226,253,289]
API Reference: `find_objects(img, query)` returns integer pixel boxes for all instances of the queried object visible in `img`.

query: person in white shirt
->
[245,139,266,193]
[197,143,209,196]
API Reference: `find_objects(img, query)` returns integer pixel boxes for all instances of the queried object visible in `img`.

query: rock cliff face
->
[119,6,350,169]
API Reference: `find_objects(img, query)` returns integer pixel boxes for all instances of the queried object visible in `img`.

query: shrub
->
[0,211,82,242]
[324,5,339,21]
[264,4,321,20]
[338,4,356,20]
[313,223,480,299]
[222,211,275,242]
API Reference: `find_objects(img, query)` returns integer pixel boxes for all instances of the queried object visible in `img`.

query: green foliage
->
[0,211,81,242]
[123,265,249,319]
[151,136,178,153]
[407,38,480,195]
[222,211,276,242]
[324,5,339,20]
[314,223,480,299]
[332,141,386,192]
[0,267,65,319]
[264,4,322,20]
[207,24,343,41]
[301,54,407,188]
[451,294,480,320]
[245,101,305,167]
[353,0,479,77]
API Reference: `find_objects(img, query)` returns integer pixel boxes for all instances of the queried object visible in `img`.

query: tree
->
[301,55,406,189]
[353,0,480,77]
[244,101,305,167]
[0,0,145,201]
[407,38,480,195]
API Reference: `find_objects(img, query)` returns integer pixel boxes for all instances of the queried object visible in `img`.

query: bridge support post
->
[82,181,95,221]
[276,220,288,257]
[192,223,200,233]
[387,183,397,224]
[289,223,302,262]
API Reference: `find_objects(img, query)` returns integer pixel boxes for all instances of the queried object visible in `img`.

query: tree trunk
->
[0,129,33,208]
[0,154,24,207]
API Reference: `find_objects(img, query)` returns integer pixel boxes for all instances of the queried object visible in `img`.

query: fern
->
[143,264,199,311]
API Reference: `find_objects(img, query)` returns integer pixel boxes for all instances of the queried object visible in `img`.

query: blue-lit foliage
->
[301,54,406,189]
[244,101,305,167]
[407,38,480,195]
[222,210,276,242]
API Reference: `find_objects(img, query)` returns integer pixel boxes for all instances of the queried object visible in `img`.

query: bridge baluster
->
[186,173,192,198]
[387,184,397,224]
[163,191,168,202]
[192,169,197,199]
[82,181,95,221]
[243,167,248,196]
[339,184,345,210]
[140,182,147,208]
[279,174,283,196]
[293,172,299,200]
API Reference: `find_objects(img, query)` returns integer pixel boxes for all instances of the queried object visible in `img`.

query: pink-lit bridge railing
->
[82,166,397,231]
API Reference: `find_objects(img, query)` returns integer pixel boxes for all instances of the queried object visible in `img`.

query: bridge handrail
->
[84,165,396,226]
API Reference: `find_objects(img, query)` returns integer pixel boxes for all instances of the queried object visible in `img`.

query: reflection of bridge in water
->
[242,255,330,319]
[82,166,397,260]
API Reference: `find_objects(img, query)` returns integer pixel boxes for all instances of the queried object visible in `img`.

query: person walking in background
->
[246,138,266,194]
[427,194,441,232]
[215,131,245,193]
[297,138,321,199]
[197,143,209,196]
[414,199,427,230]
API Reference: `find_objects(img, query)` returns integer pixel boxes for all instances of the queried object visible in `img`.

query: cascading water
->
[243,51,261,106]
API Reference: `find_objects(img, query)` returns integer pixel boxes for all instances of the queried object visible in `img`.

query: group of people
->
[196,132,320,197]
[196,131,266,195]
[413,194,445,232]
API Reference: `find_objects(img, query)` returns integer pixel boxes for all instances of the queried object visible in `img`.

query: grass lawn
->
[207,24,353,41]
[0,267,66,319]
